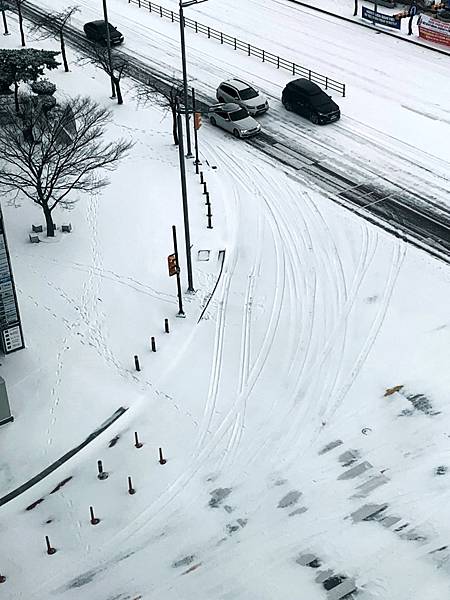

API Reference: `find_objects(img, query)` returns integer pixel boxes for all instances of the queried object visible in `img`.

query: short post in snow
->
[134,431,143,448]
[164,318,170,333]
[45,535,56,555]
[127,476,136,495]
[200,171,204,184]
[158,447,167,465]
[134,355,141,371]
[353,0,358,16]
[205,191,210,205]
[97,459,108,480]
[0,573,5,583]
[202,181,208,195]
[207,205,213,230]
[151,336,156,352]
[89,505,100,525]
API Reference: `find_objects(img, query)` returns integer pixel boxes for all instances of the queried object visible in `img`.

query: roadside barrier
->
[127,0,347,96]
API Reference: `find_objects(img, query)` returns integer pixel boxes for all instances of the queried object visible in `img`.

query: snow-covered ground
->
[1,2,450,599]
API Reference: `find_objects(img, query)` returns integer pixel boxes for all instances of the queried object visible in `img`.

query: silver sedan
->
[208,103,261,138]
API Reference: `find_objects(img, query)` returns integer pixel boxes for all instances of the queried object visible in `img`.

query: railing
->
[127,0,346,96]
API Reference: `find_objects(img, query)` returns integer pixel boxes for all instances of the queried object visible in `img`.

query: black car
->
[281,79,340,124]
[83,20,124,45]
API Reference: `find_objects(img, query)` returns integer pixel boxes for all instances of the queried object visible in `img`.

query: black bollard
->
[0,574,6,583]
[45,535,56,555]
[128,476,136,495]
[90,505,100,525]
[164,318,170,334]
[207,215,213,230]
[97,460,108,480]
[158,447,167,465]
[202,181,208,195]
[134,431,143,449]
[205,191,210,205]
[134,355,141,371]
[151,337,156,352]
[200,171,204,184]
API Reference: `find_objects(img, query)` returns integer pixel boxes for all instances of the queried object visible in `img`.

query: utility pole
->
[178,0,193,157]
[102,0,116,98]
[192,87,201,174]
[176,97,194,293]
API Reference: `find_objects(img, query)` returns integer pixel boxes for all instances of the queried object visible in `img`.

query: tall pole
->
[179,1,193,158]
[102,0,116,98]
[192,87,200,174]
[172,225,185,317]
[176,97,194,292]
[1,7,9,35]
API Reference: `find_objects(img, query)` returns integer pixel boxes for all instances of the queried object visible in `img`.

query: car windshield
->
[239,87,258,100]
[229,108,249,121]
[309,91,329,107]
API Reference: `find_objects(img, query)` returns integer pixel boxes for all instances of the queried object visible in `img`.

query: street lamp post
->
[175,97,194,292]
[178,0,208,158]
[102,0,116,98]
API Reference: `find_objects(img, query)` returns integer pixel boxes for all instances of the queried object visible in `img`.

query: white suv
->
[216,79,269,116]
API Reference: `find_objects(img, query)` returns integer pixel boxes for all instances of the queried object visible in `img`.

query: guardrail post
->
[325,76,328,90]
[160,6,162,17]
[171,10,174,21]
[343,84,346,98]
[247,43,250,56]
[292,63,295,75]
[220,32,223,43]
[308,70,311,81]
[234,37,237,50]
[277,56,280,69]
[208,26,210,38]
[262,49,265,62]
[195,21,198,33]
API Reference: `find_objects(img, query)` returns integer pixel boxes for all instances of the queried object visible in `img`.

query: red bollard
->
[45,535,56,555]
[128,476,136,495]
[134,431,143,449]
[158,447,167,465]
[90,506,100,525]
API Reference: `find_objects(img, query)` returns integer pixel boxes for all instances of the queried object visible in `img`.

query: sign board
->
[167,253,178,277]
[362,6,402,28]
[0,208,24,354]
[418,14,450,47]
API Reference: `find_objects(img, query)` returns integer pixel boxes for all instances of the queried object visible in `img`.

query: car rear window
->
[230,108,249,121]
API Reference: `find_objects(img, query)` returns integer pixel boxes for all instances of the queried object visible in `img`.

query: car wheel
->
[284,101,293,112]
[210,116,216,126]
[233,129,241,139]
[218,96,225,103]
[310,112,319,124]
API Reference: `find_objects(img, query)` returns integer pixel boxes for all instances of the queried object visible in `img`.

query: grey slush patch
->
[319,440,343,455]
[209,487,232,508]
[278,490,302,508]
[350,503,388,522]
[172,555,196,568]
[338,449,360,467]
[338,461,372,480]
[289,506,307,517]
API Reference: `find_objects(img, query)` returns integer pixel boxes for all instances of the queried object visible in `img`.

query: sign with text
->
[362,6,402,28]
[167,253,178,277]
[418,14,450,47]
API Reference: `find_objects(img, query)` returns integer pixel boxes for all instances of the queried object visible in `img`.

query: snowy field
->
[1,1,450,599]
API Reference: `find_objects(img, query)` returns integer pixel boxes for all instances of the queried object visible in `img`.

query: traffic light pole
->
[172,225,185,317]
[192,87,201,174]
[176,97,195,293]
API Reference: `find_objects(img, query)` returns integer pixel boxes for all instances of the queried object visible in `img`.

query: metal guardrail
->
[127,0,346,96]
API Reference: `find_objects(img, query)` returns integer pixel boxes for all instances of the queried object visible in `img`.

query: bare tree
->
[134,78,183,145]
[82,45,128,105]
[0,95,133,236]
[28,6,79,73]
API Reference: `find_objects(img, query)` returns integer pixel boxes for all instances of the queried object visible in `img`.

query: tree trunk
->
[171,105,178,145]
[114,78,123,105]
[42,203,55,237]
[13,80,19,113]
[17,1,25,46]
[60,32,69,72]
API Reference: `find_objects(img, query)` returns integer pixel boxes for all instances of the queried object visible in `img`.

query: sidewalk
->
[288,0,450,56]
